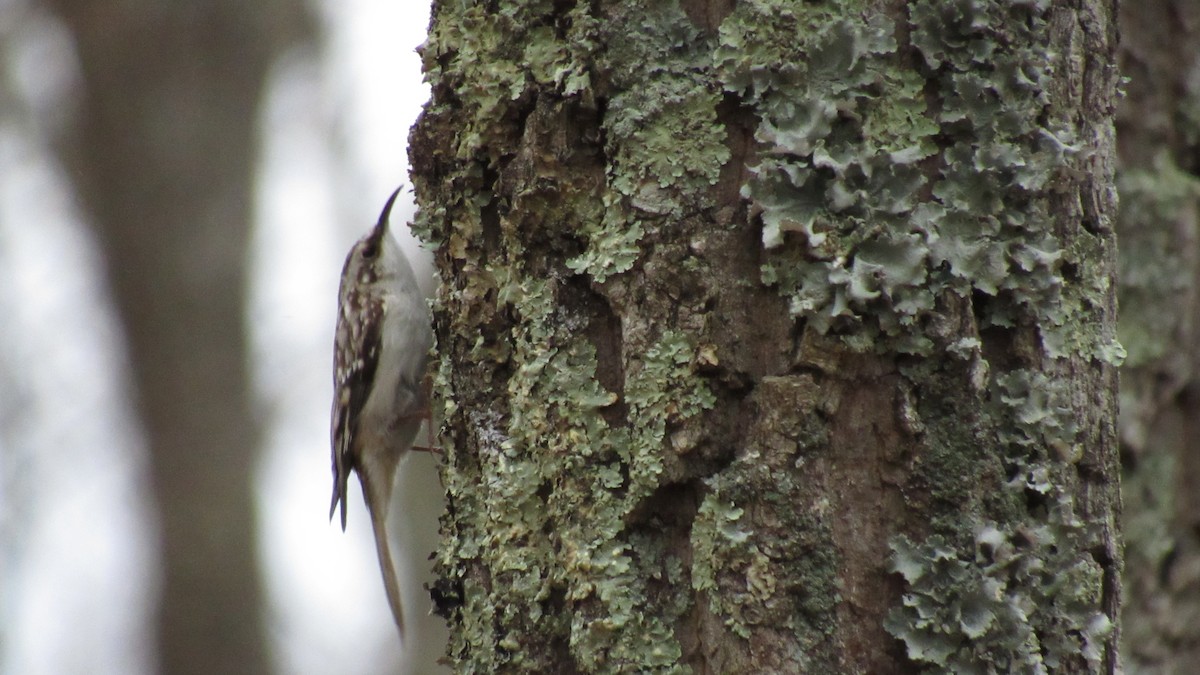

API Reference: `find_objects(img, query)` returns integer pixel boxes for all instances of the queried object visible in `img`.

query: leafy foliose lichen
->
[692,495,756,637]
[912,0,1122,362]
[601,5,729,204]
[720,0,1110,359]
[414,1,597,250]
[691,473,839,657]
[887,518,1112,674]
[716,4,939,350]
[558,328,715,671]
[994,370,1080,462]
[886,363,1112,671]
[421,1,731,669]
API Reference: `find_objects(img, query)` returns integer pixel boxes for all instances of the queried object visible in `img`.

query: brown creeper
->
[330,186,432,638]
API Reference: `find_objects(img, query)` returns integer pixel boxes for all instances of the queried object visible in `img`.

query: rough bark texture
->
[411,1,1121,672]
[45,2,309,673]
[1115,1,1200,670]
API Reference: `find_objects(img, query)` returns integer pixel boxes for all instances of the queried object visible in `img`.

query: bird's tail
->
[360,457,406,639]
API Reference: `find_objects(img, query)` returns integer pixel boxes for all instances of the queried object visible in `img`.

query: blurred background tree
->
[1116,1,1200,670]
[0,1,442,675]
[43,3,310,673]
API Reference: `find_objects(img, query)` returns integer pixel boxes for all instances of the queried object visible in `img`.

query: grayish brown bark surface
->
[413,1,1121,672]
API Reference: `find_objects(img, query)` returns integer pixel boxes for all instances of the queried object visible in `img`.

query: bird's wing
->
[330,293,383,530]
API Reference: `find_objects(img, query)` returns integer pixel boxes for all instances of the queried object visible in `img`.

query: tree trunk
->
[411,1,1121,672]
[1114,0,1200,670]
[45,2,309,673]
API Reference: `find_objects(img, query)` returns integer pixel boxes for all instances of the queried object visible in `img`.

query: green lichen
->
[691,497,755,637]
[568,3,730,282]
[689,457,841,658]
[714,3,1120,657]
[421,0,1116,669]
[420,1,736,668]
[688,376,840,661]
[994,371,1080,462]
[887,516,1111,673]
[717,4,940,351]
[913,0,1075,342]
[601,4,728,201]
[720,0,1116,362]
[913,0,1122,363]
[564,201,646,283]
[625,331,717,486]
[436,264,716,671]
[420,2,596,161]
[886,363,1112,672]
[414,0,599,250]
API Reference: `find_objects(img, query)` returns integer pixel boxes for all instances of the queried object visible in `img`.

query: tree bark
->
[1114,0,1200,670]
[412,1,1121,672]
[45,2,309,673]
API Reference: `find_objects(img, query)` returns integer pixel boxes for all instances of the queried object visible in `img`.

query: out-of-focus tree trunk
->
[1115,1,1200,670]
[412,1,1121,672]
[44,2,309,673]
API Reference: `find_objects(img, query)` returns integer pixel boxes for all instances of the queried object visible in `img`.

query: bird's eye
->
[361,242,379,259]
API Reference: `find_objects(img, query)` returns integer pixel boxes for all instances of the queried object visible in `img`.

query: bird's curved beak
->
[374,186,403,236]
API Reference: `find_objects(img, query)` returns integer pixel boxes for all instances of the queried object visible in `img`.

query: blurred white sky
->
[0,1,439,674]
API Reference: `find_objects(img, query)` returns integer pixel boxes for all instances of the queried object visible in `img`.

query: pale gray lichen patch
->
[716,3,941,351]
[887,515,1111,673]
[719,0,1116,362]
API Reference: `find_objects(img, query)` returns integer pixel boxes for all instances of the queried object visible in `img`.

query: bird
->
[330,186,432,638]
